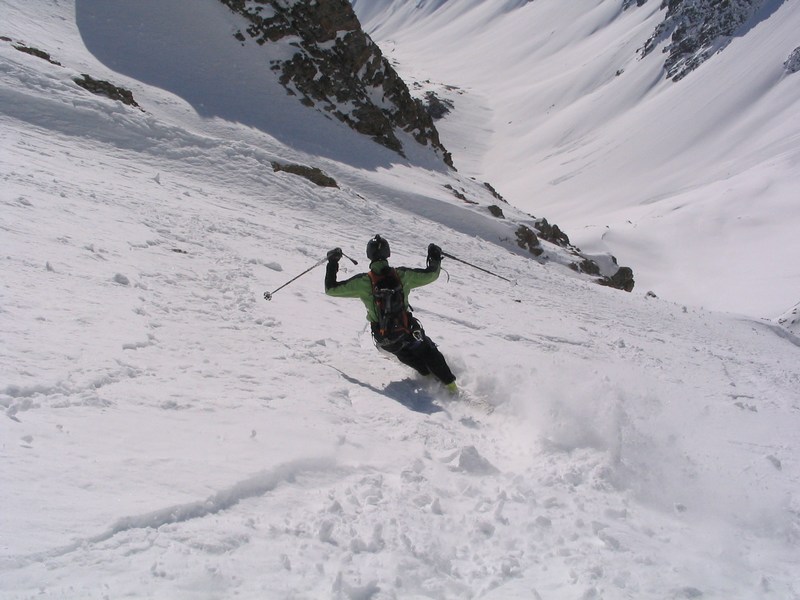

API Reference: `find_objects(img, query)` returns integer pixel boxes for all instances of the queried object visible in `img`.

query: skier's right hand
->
[327,247,343,263]
[427,243,442,264]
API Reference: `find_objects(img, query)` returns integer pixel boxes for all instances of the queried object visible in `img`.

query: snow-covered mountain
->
[353,0,800,319]
[1,1,799,599]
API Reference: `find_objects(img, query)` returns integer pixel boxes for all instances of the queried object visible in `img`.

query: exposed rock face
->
[533,218,570,247]
[785,47,800,74]
[639,0,772,81]
[570,259,601,277]
[487,205,505,219]
[12,42,62,66]
[515,225,543,257]
[423,91,453,120]
[599,266,636,292]
[271,162,338,188]
[483,182,508,204]
[568,252,635,292]
[73,74,140,108]
[220,0,453,167]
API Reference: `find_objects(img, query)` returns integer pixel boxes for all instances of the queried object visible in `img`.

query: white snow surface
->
[1,1,800,599]
[353,0,800,320]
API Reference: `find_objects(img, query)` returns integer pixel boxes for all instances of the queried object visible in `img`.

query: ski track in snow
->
[2,458,342,566]
[2,2,800,599]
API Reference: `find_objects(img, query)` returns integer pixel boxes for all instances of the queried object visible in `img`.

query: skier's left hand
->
[428,244,442,266]
[427,243,442,264]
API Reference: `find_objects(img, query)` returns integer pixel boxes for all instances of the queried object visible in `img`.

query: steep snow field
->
[354,0,800,319]
[2,1,800,599]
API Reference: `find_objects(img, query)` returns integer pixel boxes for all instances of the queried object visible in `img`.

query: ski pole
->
[263,253,358,301]
[342,252,359,265]
[441,251,512,283]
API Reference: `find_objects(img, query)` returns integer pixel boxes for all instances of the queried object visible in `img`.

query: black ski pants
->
[372,318,455,384]
[393,336,455,384]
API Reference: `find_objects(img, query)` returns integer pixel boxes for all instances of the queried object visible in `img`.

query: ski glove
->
[327,247,343,263]
[427,243,443,264]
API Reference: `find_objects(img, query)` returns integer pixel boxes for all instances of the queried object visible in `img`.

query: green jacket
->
[325,258,440,323]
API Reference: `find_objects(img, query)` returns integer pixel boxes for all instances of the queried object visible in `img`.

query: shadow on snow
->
[338,373,444,415]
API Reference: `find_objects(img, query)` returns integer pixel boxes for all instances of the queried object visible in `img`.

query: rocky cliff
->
[220,0,453,167]
[636,0,783,81]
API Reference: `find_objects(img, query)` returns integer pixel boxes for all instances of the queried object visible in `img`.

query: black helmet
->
[366,234,390,261]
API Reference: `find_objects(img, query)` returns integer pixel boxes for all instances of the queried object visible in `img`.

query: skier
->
[325,235,457,393]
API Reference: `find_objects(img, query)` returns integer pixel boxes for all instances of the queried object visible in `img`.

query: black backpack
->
[368,268,411,345]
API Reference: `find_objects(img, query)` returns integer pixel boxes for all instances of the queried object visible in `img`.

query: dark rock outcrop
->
[599,266,636,292]
[639,0,771,81]
[533,217,570,247]
[271,162,338,187]
[444,184,477,204]
[570,259,602,277]
[73,74,140,108]
[487,205,505,219]
[568,254,635,292]
[220,0,453,167]
[12,43,62,66]
[483,182,508,204]
[785,47,800,74]
[515,225,543,257]
[423,91,453,120]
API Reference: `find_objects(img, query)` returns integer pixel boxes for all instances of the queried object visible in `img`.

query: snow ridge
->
[3,458,339,569]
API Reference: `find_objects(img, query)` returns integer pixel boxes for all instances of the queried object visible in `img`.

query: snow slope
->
[353,0,800,319]
[2,1,800,599]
